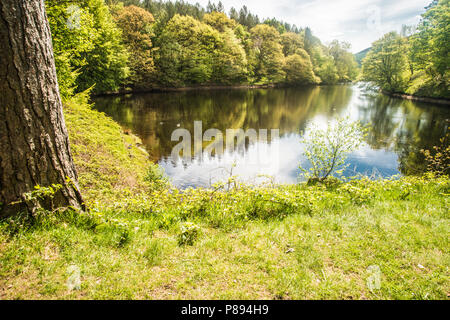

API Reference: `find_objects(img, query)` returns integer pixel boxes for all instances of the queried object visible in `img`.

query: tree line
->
[45,0,358,96]
[361,0,449,99]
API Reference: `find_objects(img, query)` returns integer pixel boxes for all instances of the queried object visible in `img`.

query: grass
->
[63,92,151,204]
[0,96,448,300]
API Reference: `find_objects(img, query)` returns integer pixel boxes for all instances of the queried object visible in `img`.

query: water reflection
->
[93,84,449,188]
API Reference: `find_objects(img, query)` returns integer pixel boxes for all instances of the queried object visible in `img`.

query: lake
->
[93,84,449,188]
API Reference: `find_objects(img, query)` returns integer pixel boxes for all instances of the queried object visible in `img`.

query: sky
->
[184,0,432,53]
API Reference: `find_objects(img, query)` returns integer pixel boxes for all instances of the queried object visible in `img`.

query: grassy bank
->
[0,98,448,300]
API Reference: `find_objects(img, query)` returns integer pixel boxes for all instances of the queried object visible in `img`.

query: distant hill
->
[355,48,371,67]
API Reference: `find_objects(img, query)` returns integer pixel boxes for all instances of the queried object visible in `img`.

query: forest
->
[46,0,358,96]
[361,0,449,98]
[46,0,449,99]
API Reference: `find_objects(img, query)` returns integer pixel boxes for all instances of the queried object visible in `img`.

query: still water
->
[93,84,449,188]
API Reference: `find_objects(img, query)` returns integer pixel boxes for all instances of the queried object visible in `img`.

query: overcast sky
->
[185,0,431,53]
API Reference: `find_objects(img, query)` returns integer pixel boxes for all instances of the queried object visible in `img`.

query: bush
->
[177,222,200,246]
[95,221,130,247]
[421,130,450,176]
[144,164,169,191]
[300,117,368,182]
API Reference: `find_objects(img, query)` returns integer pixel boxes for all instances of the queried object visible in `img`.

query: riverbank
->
[382,90,450,106]
[91,84,281,97]
[0,95,448,299]
[90,82,353,97]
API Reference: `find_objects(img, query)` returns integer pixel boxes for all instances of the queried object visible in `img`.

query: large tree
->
[0,0,84,217]
[361,31,410,92]
[113,4,156,89]
[250,24,285,83]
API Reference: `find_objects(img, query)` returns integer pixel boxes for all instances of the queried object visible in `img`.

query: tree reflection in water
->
[93,85,449,187]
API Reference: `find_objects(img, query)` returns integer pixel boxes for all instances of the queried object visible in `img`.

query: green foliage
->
[144,164,169,190]
[76,0,129,94]
[46,0,129,96]
[280,32,304,56]
[46,0,96,98]
[23,184,62,204]
[361,32,410,92]
[48,0,358,92]
[355,47,371,67]
[156,14,220,86]
[95,219,130,247]
[361,1,449,98]
[203,11,236,32]
[300,117,368,181]
[250,24,286,83]
[283,50,319,85]
[177,222,200,246]
[206,13,249,84]
[408,0,450,98]
[421,129,450,176]
[328,40,359,82]
[113,5,156,89]
[311,46,339,84]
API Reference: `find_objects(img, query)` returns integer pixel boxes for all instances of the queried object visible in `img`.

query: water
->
[93,84,449,188]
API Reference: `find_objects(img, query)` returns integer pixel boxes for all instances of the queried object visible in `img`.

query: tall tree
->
[250,24,285,83]
[361,32,410,92]
[0,0,84,217]
[114,5,156,89]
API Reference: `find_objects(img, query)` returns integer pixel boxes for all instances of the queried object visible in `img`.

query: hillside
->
[355,47,371,67]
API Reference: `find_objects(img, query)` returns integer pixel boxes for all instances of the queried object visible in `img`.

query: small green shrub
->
[157,212,180,229]
[177,222,200,246]
[144,164,169,190]
[95,221,130,247]
[299,117,368,182]
[421,130,450,177]
[340,181,375,205]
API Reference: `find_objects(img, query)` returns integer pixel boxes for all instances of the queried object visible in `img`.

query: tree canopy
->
[47,0,359,94]
[361,0,449,98]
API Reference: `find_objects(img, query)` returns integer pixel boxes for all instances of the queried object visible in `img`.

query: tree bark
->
[0,0,84,217]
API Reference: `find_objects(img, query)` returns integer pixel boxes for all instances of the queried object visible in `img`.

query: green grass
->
[0,97,448,300]
[0,175,448,299]
[63,93,151,205]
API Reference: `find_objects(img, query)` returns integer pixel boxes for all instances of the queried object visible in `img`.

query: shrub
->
[299,117,368,182]
[95,221,130,247]
[421,130,450,176]
[144,164,169,191]
[177,222,200,246]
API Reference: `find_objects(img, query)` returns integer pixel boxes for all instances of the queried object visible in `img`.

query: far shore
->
[91,82,356,97]
[382,90,450,106]
[91,83,450,106]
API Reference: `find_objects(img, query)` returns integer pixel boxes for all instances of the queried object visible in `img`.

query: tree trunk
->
[0,0,84,217]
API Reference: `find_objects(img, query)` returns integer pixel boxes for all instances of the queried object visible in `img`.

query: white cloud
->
[185,0,430,52]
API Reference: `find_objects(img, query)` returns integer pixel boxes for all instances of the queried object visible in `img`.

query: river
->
[93,84,449,188]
